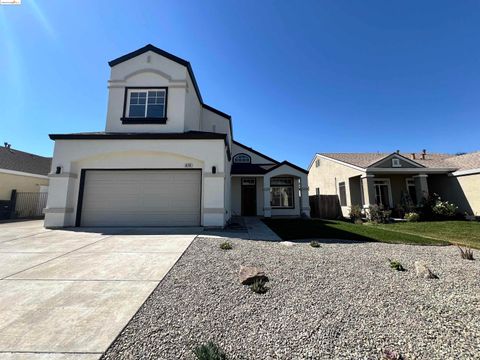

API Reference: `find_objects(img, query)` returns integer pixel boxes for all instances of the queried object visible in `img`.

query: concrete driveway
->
[0,220,198,359]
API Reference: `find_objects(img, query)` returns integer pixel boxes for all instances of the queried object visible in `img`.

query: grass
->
[262,218,480,248]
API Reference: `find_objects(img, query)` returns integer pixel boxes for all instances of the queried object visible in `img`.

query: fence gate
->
[309,195,342,219]
[14,192,48,219]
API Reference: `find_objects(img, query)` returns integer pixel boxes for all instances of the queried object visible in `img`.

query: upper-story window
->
[122,88,168,124]
[233,153,251,164]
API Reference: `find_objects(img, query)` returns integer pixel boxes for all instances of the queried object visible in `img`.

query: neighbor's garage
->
[78,170,201,226]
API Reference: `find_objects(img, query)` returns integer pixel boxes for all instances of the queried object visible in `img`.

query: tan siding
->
[0,173,49,200]
[457,174,480,215]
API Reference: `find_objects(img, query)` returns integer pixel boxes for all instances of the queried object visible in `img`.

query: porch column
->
[263,174,272,218]
[361,174,376,209]
[300,174,311,217]
[44,169,77,228]
[413,174,429,204]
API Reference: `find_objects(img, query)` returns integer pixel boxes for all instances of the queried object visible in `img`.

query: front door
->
[241,178,257,216]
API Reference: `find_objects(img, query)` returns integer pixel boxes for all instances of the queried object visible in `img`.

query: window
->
[392,158,401,167]
[233,153,251,164]
[316,187,320,196]
[270,177,294,208]
[242,178,256,186]
[123,88,167,123]
[338,182,347,206]
[374,179,392,208]
[406,178,417,205]
[315,159,321,167]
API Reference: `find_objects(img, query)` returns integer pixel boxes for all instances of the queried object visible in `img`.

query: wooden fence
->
[309,195,342,219]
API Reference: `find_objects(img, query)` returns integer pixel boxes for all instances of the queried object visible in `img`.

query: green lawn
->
[262,219,480,248]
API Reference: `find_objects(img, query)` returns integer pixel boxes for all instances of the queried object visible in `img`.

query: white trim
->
[369,153,425,168]
[367,168,455,174]
[392,158,401,167]
[413,174,428,178]
[373,178,394,207]
[0,168,48,179]
[452,168,480,177]
[308,154,366,172]
[360,174,375,179]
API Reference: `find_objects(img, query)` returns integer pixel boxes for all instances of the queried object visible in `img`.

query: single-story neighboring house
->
[45,45,310,228]
[308,150,480,217]
[0,144,51,219]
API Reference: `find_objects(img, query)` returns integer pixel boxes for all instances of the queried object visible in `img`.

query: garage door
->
[79,170,201,226]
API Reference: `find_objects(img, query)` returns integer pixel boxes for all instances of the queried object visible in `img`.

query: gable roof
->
[316,152,456,170]
[0,146,51,176]
[444,151,480,171]
[266,160,309,175]
[233,140,279,164]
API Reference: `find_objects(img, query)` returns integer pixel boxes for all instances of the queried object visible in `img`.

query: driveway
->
[0,220,198,359]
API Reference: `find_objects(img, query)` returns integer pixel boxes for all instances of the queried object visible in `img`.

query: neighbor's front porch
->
[230,163,310,218]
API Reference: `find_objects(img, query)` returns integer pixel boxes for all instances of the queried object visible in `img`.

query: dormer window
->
[392,158,401,167]
[233,153,251,164]
[122,87,168,124]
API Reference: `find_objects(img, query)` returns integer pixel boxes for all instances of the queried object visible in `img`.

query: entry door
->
[241,178,257,216]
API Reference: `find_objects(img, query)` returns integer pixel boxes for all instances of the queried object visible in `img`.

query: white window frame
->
[373,178,393,207]
[127,88,167,118]
[241,178,256,186]
[392,158,402,167]
[338,181,347,206]
[270,177,294,209]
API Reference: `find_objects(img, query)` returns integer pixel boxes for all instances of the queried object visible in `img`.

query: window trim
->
[121,87,168,124]
[392,158,402,167]
[233,153,252,164]
[270,177,295,209]
[373,178,393,207]
[338,181,347,206]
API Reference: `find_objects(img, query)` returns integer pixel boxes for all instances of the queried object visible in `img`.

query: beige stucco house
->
[45,45,310,228]
[308,150,480,217]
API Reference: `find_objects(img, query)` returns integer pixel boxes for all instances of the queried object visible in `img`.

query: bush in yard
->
[458,246,475,260]
[419,193,459,220]
[404,212,420,222]
[219,241,232,250]
[368,205,392,224]
[432,198,458,217]
[250,279,269,294]
[349,204,363,222]
[310,240,321,248]
[388,258,406,271]
[194,341,227,360]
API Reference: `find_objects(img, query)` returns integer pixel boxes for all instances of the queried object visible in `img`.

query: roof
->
[108,44,231,123]
[49,131,227,141]
[233,140,279,164]
[231,163,276,175]
[0,146,51,176]
[444,151,480,171]
[317,152,456,169]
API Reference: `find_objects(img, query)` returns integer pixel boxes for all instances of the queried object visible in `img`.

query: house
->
[44,45,310,228]
[0,144,51,219]
[308,150,480,217]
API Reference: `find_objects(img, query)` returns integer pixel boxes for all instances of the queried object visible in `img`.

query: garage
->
[78,170,201,227]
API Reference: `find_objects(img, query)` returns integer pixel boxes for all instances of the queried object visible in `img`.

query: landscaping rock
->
[415,261,438,279]
[238,265,269,285]
[279,241,295,247]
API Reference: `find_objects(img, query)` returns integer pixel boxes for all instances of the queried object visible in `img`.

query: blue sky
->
[1,0,479,168]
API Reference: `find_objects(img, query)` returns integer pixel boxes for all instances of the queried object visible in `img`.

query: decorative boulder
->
[239,266,269,285]
[414,261,438,279]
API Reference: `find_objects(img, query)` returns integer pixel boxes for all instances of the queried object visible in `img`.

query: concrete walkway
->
[204,217,281,241]
[0,221,197,359]
[243,217,281,241]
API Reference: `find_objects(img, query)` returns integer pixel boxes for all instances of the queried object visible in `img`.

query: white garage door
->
[80,170,201,226]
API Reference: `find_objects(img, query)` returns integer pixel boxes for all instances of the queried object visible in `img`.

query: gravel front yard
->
[102,237,480,359]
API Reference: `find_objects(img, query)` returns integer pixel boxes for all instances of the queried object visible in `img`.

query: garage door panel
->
[80,170,201,227]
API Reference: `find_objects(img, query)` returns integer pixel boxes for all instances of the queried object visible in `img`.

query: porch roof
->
[231,163,276,175]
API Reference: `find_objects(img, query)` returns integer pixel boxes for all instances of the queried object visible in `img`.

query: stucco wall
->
[0,173,49,200]
[231,143,276,164]
[456,173,480,215]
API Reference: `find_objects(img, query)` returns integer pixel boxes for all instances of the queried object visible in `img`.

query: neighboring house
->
[0,144,51,200]
[45,45,310,228]
[308,151,480,217]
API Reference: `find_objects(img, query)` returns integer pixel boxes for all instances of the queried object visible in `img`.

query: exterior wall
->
[184,74,202,132]
[201,108,232,145]
[45,139,227,228]
[106,50,190,133]
[0,172,49,200]
[456,173,480,215]
[231,143,276,164]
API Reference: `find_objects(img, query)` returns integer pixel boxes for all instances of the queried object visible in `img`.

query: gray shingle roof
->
[444,151,480,171]
[0,146,52,176]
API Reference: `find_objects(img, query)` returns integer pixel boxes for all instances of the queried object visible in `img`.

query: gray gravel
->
[102,237,480,360]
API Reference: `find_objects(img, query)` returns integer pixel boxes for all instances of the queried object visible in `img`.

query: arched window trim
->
[233,153,251,164]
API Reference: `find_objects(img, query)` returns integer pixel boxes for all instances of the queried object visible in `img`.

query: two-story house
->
[44,45,310,228]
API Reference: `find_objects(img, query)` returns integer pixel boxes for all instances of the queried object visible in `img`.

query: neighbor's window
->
[270,177,294,208]
[233,153,251,164]
[338,182,347,206]
[315,159,321,167]
[127,89,166,118]
[392,158,401,167]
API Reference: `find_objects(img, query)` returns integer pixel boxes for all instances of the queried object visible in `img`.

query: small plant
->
[383,349,405,360]
[388,258,406,271]
[458,246,475,260]
[193,341,227,360]
[250,279,268,294]
[310,240,321,248]
[349,204,363,222]
[219,241,232,250]
[404,212,420,222]
[368,205,391,224]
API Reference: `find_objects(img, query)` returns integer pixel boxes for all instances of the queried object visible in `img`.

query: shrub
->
[368,205,392,224]
[458,246,475,260]
[219,241,232,250]
[419,193,459,220]
[432,198,458,217]
[194,341,227,360]
[404,212,420,222]
[250,279,268,294]
[310,240,321,248]
[349,204,363,221]
[388,258,406,271]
